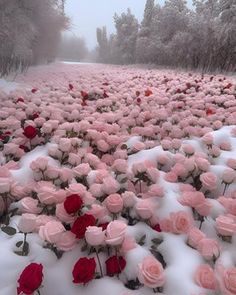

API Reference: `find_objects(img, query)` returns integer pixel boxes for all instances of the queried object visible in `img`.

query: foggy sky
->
[65,0,193,50]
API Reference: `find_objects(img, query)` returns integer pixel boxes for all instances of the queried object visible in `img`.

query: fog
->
[65,0,193,49]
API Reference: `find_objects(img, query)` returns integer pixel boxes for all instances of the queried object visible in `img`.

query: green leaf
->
[137,234,146,246]
[16,241,23,248]
[81,243,88,252]
[151,238,163,245]
[1,226,17,236]
[23,241,29,256]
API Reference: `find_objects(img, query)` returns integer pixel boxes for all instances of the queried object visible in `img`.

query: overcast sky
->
[65,0,192,50]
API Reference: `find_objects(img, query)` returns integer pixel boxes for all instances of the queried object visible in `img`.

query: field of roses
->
[0,62,236,295]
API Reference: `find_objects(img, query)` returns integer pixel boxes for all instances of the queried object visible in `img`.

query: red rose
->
[136,90,140,97]
[81,90,88,99]
[17,263,43,295]
[103,91,109,98]
[31,88,37,93]
[105,256,126,276]
[23,126,37,139]
[16,97,24,103]
[153,224,162,232]
[71,214,96,239]
[145,89,153,96]
[99,222,109,231]
[69,83,74,90]
[64,194,83,214]
[137,97,141,104]
[72,257,96,284]
[81,100,87,106]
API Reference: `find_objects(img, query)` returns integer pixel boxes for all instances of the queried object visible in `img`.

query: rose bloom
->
[17,263,43,295]
[55,231,77,251]
[105,220,127,246]
[226,159,236,170]
[138,256,165,288]
[194,264,216,290]
[74,163,91,178]
[187,227,206,249]
[216,214,236,236]
[18,213,37,233]
[220,267,236,295]
[200,172,217,190]
[222,168,236,184]
[85,226,105,246]
[72,257,96,284]
[19,197,41,214]
[105,193,124,213]
[55,203,76,224]
[112,159,128,174]
[197,238,220,260]
[39,220,65,244]
[58,138,71,152]
[169,211,193,234]
[121,191,136,207]
[135,199,153,220]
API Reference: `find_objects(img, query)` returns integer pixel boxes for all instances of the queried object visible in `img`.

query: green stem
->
[22,233,27,256]
[37,290,41,295]
[95,248,103,277]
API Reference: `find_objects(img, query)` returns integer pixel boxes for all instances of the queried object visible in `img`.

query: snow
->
[0,78,21,94]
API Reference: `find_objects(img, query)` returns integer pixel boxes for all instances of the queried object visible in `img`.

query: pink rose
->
[105,194,123,213]
[216,214,236,236]
[146,168,160,183]
[112,159,128,174]
[164,172,178,183]
[138,256,165,288]
[222,169,236,184]
[187,227,206,249]
[74,163,91,178]
[55,203,76,224]
[121,235,137,253]
[221,267,236,295]
[55,231,77,251]
[35,215,55,231]
[58,138,71,152]
[18,213,37,233]
[121,191,136,207]
[135,199,153,220]
[195,158,210,172]
[147,184,164,198]
[39,221,65,244]
[86,204,108,222]
[200,172,217,190]
[59,168,73,182]
[105,220,127,246]
[195,199,212,216]
[194,264,216,290]
[45,166,60,179]
[85,226,105,246]
[226,159,236,170]
[169,211,193,234]
[197,238,220,260]
[102,176,120,194]
[19,197,41,214]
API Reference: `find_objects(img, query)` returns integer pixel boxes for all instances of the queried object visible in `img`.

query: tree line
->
[96,0,236,72]
[0,0,68,76]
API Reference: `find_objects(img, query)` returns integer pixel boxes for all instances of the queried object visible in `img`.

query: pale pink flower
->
[135,199,153,220]
[138,256,165,288]
[187,227,206,249]
[39,220,65,244]
[164,172,178,183]
[58,138,71,152]
[216,214,236,236]
[121,235,137,253]
[197,238,220,260]
[19,197,41,214]
[105,193,123,213]
[55,231,77,251]
[112,159,128,174]
[102,176,120,194]
[55,203,75,224]
[105,220,127,246]
[200,172,217,190]
[222,168,236,184]
[85,226,105,246]
[18,213,37,233]
[74,163,91,178]
[194,264,216,290]
[169,211,193,234]
[122,191,136,207]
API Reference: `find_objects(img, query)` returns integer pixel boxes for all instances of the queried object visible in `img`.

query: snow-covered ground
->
[0,63,236,295]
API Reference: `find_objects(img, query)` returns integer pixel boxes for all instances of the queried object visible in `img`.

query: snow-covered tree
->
[0,0,68,76]
[113,9,139,64]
